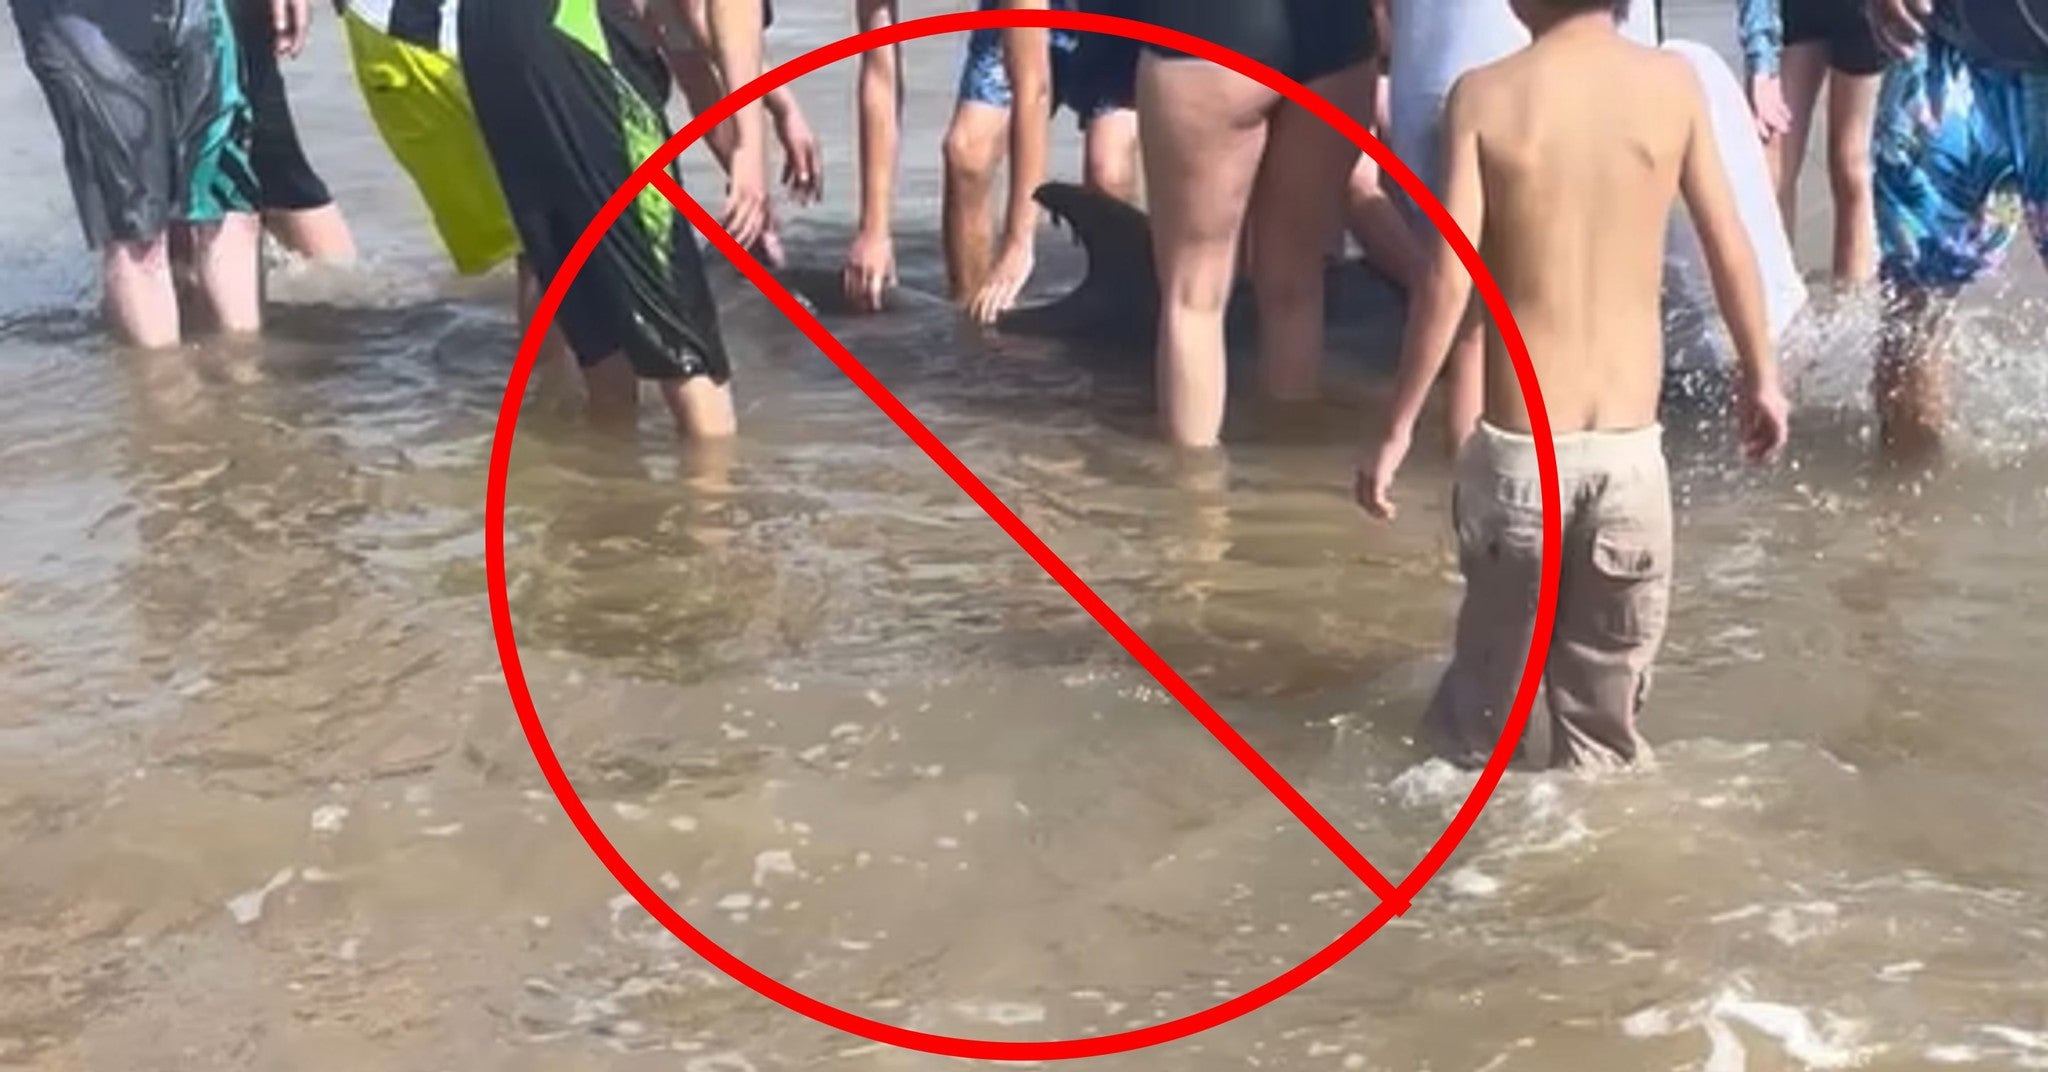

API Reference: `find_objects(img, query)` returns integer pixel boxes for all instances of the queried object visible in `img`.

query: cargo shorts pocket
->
[1588,526,1670,643]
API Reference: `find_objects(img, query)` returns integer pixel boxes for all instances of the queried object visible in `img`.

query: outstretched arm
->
[1675,62,1788,461]
[1735,0,1791,138]
[969,0,1053,323]
[846,0,902,311]
[670,0,818,200]
[700,0,770,248]
[1356,76,1487,520]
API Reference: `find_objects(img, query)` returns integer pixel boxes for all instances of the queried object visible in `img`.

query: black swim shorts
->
[1131,0,1378,85]
[1071,0,1141,114]
[1782,0,1889,76]
[12,0,259,248]
[459,0,731,382]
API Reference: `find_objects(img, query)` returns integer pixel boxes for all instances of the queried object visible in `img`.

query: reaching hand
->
[1736,375,1790,463]
[723,145,770,253]
[272,0,309,56]
[774,107,823,207]
[1866,0,1931,57]
[1748,73,1791,142]
[1354,428,1415,521]
[842,229,897,313]
[966,243,1035,325]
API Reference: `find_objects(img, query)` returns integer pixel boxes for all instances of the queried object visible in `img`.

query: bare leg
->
[1137,54,1274,448]
[262,205,358,264]
[581,353,642,432]
[518,259,586,414]
[102,237,182,349]
[657,376,737,439]
[1873,284,1952,463]
[1824,69,1882,284]
[1247,61,1378,402]
[942,101,1010,302]
[1770,43,1830,244]
[1082,107,1142,203]
[184,213,264,336]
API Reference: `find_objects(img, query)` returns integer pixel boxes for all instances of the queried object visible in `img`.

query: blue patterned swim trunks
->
[956,0,1134,122]
[1873,32,2048,290]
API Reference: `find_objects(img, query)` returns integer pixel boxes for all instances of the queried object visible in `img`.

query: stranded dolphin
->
[765,177,1765,390]
[992,181,1405,357]
[761,180,1405,361]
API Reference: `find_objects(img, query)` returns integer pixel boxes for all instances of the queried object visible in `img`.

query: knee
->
[1160,249,1239,317]
[1163,272,1233,317]
[943,121,1002,187]
[1828,140,1875,202]
[1084,153,1136,201]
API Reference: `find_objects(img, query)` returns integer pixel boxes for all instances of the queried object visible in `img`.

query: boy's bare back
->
[1355,4,1784,524]
[1444,23,1740,433]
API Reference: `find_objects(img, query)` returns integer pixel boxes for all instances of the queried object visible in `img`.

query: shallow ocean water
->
[2,2,2047,1070]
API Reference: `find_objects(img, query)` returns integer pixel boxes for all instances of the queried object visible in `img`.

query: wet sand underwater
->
[4,2,2048,1070]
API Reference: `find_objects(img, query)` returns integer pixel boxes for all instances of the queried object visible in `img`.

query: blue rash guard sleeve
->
[1736,0,1782,76]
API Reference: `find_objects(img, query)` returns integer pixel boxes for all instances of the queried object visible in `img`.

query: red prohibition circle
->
[484,7,1562,1062]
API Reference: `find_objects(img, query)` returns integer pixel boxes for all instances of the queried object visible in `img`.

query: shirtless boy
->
[1355,0,1791,769]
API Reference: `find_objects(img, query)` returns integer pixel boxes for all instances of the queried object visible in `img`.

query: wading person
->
[1355,0,1790,769]
[457,0,767,440]
[1738,0,1891,284]
[231,0,357,263]
[1132,0,1384,448]
[941,0,1142,322]
[1860,0,2048,459]
[12,0,289,348]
